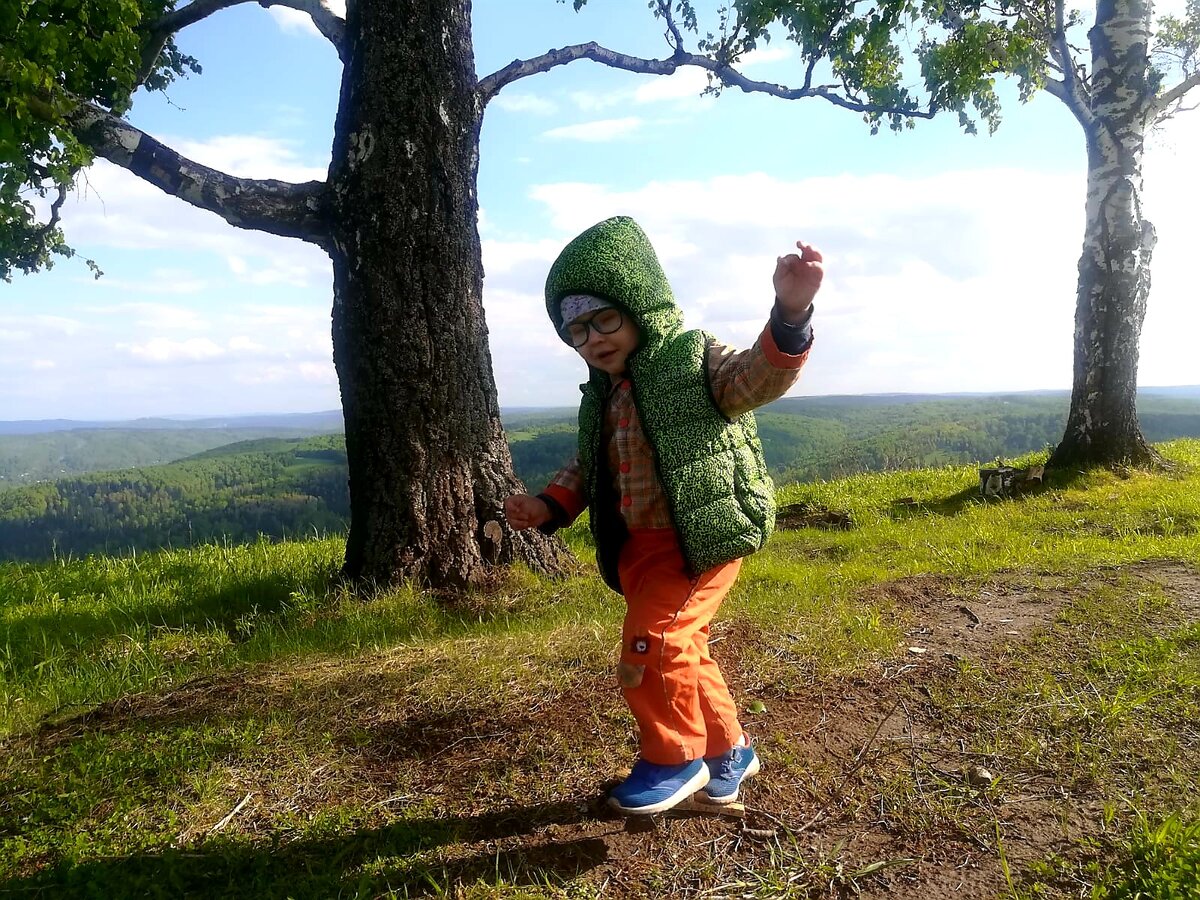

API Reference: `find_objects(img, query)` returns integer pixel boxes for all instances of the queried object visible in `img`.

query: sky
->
[2,0,1197,420]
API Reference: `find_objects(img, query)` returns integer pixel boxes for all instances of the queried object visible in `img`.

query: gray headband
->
[559,294,614,329]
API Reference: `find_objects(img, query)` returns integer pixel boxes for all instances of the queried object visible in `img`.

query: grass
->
[1095,811,1200,899]
[1,439,1198,897]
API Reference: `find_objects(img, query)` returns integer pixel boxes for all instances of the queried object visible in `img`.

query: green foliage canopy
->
[570,0,1062,133]
[0,0,198,280]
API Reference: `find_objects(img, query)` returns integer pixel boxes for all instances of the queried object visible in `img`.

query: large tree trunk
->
[327,0,571,587]
[1050,0,1160,470]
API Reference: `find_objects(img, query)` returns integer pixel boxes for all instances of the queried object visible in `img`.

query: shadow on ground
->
[0,800,611,899]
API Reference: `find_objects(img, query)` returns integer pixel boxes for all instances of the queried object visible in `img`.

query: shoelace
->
[717,751,739,779]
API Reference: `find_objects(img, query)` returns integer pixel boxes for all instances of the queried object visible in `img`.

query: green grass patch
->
[1096,811,1200,899]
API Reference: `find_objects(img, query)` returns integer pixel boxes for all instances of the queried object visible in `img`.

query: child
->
[504,216,821,815]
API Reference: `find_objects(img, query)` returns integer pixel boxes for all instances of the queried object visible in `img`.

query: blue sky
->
[2,0,1197,420]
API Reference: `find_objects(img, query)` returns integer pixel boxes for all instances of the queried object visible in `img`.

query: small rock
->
[908,646,928,655]
[957,604,981,624]
[966,765,995,786]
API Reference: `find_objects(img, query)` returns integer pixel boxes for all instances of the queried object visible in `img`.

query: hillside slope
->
[0,435,348,560]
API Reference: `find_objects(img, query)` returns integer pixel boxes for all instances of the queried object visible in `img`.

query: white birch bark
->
[1051,0,1160,467]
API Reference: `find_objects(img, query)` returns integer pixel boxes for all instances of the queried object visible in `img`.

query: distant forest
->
[0,436,349,561]
[2,391,1199,562]
[508,392,1200,489]
[0,425,341,488]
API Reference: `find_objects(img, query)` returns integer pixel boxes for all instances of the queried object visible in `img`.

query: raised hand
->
[773,241,824,323]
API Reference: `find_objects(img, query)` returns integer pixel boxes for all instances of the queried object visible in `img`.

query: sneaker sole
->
[607,764,711,816]
[698,753,761,804]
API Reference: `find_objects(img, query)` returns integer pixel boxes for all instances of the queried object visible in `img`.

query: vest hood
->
[544,216,683,368]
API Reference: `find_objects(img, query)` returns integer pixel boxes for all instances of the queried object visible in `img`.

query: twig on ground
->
[210,792,254,833]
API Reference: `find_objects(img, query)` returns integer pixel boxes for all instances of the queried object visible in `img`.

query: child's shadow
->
[1,800,613,898]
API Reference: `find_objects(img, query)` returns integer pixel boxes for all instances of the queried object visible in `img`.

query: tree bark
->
[328,0,571,587]
[1050,0,1160,470]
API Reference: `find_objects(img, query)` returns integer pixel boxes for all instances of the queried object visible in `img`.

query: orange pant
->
[616,527,744,765]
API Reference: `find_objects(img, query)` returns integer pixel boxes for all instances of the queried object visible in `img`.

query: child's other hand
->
[504,494,551,530]
[773,241,824,322]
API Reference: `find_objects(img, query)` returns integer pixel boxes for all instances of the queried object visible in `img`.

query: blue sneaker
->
[699,745,760,804]
[608,758,710,815]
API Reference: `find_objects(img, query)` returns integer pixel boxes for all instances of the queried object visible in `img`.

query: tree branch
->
[477,43,935,121]
[654,0,687,55]
[1153,70,1200,123]
[1046,0,1094,129]
[138,0,346,86]
[11,183,69,273]
[67,100,331,247]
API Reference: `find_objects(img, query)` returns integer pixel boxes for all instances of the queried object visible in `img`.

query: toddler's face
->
[568,308,639,377]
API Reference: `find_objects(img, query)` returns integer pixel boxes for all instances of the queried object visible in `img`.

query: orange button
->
[621,495,633,507]
[620,462,631,473]
[618,418,629,428]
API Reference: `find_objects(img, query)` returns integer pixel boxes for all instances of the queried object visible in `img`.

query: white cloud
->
[11,57,1194,421]
[84,302,209,331]
[572,71,717,111]
[297,361,337,382]
[483,155,1198,404]
[567,89,626,113]
[228,336,268,353]
[27,315,87,336]
[542,117,644,142]
[169,135,328,182]
[120,337,225,363]
[481,237,561,275]
[1150,0,1190,17]
[84,272,209,296]
[1138,110,1200,386]
[236,360,336,385]
[633,69,713,104]
[741,45,796,67]
[268,1,345,37]
[493,93,558,115]
[269,7,319,35]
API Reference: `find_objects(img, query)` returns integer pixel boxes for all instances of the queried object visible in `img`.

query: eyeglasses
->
[563,307,624,348]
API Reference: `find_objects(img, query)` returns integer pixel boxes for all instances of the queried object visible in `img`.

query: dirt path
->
[384,561,1200,899]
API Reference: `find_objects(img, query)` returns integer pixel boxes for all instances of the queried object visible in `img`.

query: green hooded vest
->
[544,216,776,593]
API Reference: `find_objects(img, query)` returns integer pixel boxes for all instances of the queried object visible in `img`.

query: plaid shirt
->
[541,315,812,530]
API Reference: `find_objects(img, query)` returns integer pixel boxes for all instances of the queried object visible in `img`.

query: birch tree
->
[1045,0,1200,467]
